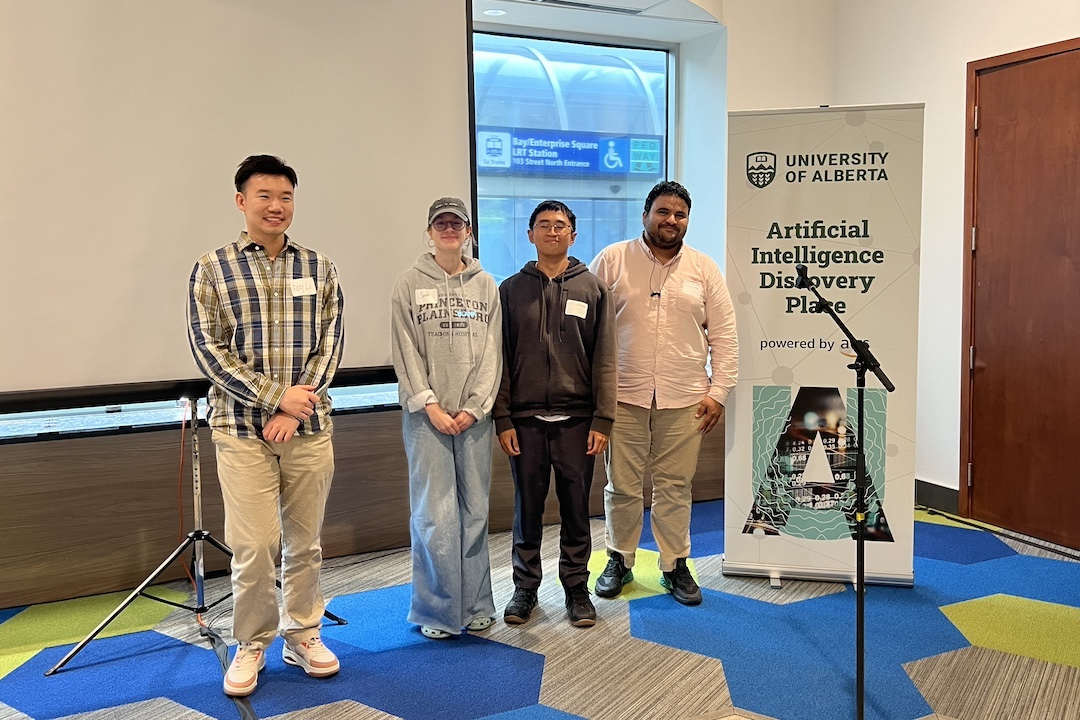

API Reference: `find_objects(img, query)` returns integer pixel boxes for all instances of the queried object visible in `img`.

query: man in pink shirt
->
[588,181,738,605]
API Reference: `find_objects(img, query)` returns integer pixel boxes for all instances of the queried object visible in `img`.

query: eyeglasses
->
[432,218,466,231]
[533,222,571,234]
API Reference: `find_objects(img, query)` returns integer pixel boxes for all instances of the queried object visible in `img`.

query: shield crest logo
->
[747,152,777,189]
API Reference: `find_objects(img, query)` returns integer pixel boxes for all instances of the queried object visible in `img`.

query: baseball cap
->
[427,197,470,226]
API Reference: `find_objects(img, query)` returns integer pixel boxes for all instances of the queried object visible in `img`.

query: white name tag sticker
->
[565,299,589,319]
[682,280,703,297]
[290,277,317,297]
[415,288,439,306]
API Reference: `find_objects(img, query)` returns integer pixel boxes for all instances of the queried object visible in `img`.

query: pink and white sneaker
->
[224,643,265,697]
[282,634,340,677]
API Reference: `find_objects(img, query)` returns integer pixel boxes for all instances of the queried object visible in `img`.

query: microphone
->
[794,263,810,289]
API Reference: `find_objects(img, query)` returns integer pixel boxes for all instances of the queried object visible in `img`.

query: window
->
[473,33,669,283]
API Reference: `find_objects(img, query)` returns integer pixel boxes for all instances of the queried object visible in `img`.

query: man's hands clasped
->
[264,384,320,442]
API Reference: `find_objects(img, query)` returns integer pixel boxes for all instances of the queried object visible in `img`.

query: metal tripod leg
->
[44,531,228,675]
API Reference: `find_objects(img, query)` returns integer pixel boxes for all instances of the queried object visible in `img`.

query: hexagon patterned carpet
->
[1,501,1078,720]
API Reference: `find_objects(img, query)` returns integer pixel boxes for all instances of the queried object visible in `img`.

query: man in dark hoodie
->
[495,200,617,628]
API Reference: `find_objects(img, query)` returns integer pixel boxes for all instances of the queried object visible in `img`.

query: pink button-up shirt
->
[589,237,738,410]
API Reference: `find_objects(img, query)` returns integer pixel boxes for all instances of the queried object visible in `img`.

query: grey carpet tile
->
[696,708,780,720]
[152,549,413,646]
[687,712,740,720]
[696,706,956,719]
[482,524,731,720]
[0,701,32,720]
[999,534,1080,563]
[691,707,782,719]
[905,645,1080,720]
[728,710,781,720]
[58,698,215,720]
[319,549,413,596]
[537,636,730,720]
[153,575,237,646]
[264,699,402,720]
[693,555,847,604]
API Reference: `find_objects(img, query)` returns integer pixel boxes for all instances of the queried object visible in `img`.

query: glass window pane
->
[474,33,669,284]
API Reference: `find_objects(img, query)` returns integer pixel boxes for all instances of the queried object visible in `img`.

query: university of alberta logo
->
[747,151,776,188]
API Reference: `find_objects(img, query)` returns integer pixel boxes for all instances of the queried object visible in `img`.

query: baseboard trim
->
[915,479,959,514]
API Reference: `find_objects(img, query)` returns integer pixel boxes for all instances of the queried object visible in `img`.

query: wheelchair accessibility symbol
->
[603,140,624,169]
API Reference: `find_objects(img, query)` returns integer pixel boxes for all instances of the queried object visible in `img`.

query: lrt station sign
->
[477,126,663,179]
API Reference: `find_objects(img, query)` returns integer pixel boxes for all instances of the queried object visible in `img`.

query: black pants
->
[509,416,595,590]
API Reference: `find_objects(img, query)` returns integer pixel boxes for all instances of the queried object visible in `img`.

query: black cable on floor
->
[203,624,258,720]
[917,504,1080,562]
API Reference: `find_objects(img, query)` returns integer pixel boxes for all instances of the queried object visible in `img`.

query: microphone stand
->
[795,265,894,720]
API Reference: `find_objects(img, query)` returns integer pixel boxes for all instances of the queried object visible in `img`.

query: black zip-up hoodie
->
[494,257,617,436]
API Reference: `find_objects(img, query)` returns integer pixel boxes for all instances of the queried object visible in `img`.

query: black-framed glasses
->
[432,218,466,231]
[533,222,571,234]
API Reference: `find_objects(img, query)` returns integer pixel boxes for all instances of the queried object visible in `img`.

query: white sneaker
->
[465,616,494,631]
[282,634,340,677]
[224,643,265,697]
[421,625,452,639]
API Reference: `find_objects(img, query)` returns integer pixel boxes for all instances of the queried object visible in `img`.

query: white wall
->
[723,0,837,111]
[676,25,729,266]
[830,0,1080,489]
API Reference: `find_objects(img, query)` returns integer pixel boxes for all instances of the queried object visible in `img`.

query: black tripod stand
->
[46,397,346,676]
[46,397,232,675]
[795,264,895,720]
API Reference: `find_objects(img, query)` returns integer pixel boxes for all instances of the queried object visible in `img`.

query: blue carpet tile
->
[913,521,1016,564]
[0,607,25,625]
[631,584,963,720]
[4,613,546,720]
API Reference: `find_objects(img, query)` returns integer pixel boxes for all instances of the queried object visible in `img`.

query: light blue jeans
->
[402,410,495,634]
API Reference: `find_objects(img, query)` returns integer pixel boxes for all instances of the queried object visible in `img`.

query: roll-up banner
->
[724,104,923,585]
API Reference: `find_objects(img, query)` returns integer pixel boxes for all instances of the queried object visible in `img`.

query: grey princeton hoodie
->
[391,252,503,421]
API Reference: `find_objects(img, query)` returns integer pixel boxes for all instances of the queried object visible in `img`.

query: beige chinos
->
[213,425,335,649]
[604,400,703,572]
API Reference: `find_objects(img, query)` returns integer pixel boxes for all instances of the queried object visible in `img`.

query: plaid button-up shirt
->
[187,232,345,438]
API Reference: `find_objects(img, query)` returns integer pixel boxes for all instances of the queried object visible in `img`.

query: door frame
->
[960,36,1080,517]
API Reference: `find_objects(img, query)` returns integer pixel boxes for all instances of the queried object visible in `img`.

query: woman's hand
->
[425,403,460,435]
[453,411,476,432]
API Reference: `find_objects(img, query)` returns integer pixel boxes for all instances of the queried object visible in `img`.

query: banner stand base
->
[720,556,913,587]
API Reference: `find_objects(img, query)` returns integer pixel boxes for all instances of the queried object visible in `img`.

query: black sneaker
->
[595,552,633,598]
[564,583,597,627]
[660,557,702,605]
[503,587,538,624]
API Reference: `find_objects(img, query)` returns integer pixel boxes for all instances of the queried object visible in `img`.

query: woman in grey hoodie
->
[390,197,503,639]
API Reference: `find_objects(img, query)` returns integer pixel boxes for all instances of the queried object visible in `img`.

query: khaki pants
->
[604,401,703,572]
[213,426,335,648]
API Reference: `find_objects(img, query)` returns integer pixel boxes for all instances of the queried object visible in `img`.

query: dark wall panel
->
[1,410,724,608]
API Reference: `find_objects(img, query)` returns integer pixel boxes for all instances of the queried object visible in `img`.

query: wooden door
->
[964,41,1080,548]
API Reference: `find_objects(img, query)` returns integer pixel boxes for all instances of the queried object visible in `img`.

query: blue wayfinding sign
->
[477,127,663,178]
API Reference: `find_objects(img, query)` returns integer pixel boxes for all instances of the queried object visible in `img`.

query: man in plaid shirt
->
[188,155,344,697]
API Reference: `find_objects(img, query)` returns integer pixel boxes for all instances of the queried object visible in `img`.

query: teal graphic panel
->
[744,386,893,541]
